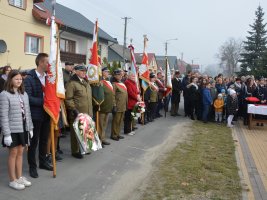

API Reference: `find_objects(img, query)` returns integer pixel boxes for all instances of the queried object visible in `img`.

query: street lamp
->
[165,38,178,56]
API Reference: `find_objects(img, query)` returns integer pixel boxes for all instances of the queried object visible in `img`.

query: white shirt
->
[35,70,46,86]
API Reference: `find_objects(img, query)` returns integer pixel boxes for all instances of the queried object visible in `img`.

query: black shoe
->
[176,113,181,116]
[118,135,124,139]
[133,127,138,130]
[56,152,63,161]
[191,116,195,120]
[72,152,84,159]
[102,141,110,145]
[29,168,38,178]
[39,162,53,171]
[110,136,119,141]
[57,149,64,154]
[261,123,264,126]
[46,154,52,164]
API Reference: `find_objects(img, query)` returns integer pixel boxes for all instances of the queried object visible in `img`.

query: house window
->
[9,0,25,9]
[25,33,43,55]
[60,38,76,53]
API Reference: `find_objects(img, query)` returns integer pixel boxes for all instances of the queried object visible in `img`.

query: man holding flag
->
[25,53,53,178]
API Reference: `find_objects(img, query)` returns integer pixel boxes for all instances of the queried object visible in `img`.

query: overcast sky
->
[57,0,267,67]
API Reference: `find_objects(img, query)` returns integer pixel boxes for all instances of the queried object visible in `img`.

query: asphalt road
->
[0,107,191,200]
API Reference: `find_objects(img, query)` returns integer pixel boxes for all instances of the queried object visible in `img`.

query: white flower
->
[131,112,135,116]
[136,113,141,118]
[141,108,145,112]
[79,125,84,130]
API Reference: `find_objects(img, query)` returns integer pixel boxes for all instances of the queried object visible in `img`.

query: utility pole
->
[122,17,131,69]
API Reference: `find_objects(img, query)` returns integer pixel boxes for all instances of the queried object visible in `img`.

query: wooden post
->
[142,92,145,125]
[96,110,100,133]
[248,113,252,130]
[50,119,56,178]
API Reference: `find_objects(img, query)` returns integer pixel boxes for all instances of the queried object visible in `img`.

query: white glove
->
[29,131,33,138]
[4,135,12,146]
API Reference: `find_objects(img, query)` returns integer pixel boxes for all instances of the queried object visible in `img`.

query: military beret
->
[65,62,74,66]
[113,69,122,75]
[150,72,156,78]
[74,65,87,71]
[102,67,109,72]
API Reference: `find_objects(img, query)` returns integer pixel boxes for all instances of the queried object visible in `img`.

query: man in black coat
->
[171,71,182,116]
[24,53,53,178]
[182,71,191,117]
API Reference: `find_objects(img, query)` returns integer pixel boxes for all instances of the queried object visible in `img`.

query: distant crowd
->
[0,53,267,191]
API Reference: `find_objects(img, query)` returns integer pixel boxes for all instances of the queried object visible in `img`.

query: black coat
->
[0,76,5,92]
[227,95,239,115]
[188,84,199,102]
[171,78,182,103]
[24,69,48,121]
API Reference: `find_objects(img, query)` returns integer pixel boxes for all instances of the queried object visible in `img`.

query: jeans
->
[202,104,210,122]
[215,112,222,122]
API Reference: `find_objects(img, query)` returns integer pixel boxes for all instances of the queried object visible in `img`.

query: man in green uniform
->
[62,62,74,86]
[147,73,159,121]
[111,69,128,141]
[98,67,115,146]
[65,65,93,159]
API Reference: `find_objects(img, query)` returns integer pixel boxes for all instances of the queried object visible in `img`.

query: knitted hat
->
[229,90,236,96]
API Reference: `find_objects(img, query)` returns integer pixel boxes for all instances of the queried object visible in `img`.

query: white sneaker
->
[9,180,25,190]
[128,131,135,136]
[17,176,32,187]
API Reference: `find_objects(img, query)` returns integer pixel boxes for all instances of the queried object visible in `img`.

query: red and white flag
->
[43,14,65,124]
[164,57,172,96]
[139,37,150,83]
[87,20,100,83]
[128,44,140,93]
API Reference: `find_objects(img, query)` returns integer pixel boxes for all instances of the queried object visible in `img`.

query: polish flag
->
[87,20,100,83]
[43,15,65,124]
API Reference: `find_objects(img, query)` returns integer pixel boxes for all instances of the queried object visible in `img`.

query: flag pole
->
[164,56,167,118]
[50,119,56,178]
[51,0,56,178]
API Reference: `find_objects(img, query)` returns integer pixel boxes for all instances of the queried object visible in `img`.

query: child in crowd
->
[226,90,239,128]
[214,93,224,124]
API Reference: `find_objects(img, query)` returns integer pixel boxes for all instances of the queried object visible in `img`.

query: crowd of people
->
[0,53,267,191]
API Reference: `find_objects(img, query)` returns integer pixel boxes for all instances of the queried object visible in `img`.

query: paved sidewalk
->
[234,121,267,200]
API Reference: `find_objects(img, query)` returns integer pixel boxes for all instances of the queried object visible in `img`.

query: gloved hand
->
[72,109,79,118]
[29,131,33,138]
[112,106,117,115]
[4,135,12,146]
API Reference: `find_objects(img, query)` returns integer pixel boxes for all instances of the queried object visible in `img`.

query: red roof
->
[32,3,63,25]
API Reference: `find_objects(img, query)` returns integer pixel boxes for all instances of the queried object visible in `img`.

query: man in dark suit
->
[24,53,53,178]
[171,71,182,116]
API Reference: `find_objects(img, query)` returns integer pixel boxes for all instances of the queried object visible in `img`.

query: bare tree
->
[217,38,244,76]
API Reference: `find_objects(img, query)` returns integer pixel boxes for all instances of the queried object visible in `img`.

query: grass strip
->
[141,121,241,200]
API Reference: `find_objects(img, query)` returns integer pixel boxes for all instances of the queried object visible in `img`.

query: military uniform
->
[147,83,158,121]
[98,78,115,143]
[65,73,93,155]
[111,80,128,139]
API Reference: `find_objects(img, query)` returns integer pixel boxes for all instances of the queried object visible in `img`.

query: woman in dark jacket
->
[187,76,199,120]
[0,65,12,92]
[242,78,259,125]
